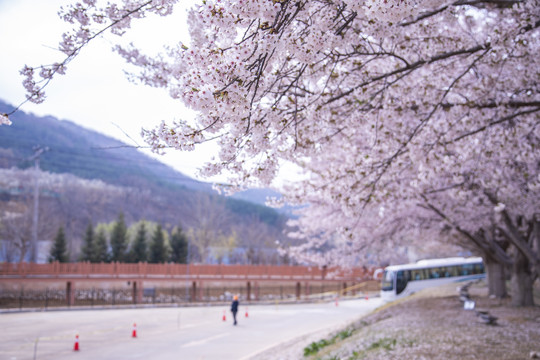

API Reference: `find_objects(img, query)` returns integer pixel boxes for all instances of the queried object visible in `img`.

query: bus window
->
[448,266,459,277]
[404,270,412,282]
[429,267,442,279]
[396,271,407,294]
[411,269,424,280]
[473,263,485,274]
[461,264,473,275]
[440,267,449,277]
[382,270,394,291]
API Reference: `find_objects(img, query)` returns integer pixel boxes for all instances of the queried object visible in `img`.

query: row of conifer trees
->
[49,213,188,264]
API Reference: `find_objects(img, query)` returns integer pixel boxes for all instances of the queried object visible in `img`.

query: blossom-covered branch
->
[14,0,540,304]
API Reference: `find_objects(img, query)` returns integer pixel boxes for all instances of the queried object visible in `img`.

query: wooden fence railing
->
[0,262,374,281]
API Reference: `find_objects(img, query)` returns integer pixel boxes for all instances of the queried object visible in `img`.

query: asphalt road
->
[0,298,382,360]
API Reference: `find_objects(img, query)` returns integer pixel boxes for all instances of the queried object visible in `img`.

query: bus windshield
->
[381,270,394,291]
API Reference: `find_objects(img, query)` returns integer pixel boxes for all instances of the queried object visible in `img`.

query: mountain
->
[0,100,212,193]
[0,99,294,263]
[0,99,292,214]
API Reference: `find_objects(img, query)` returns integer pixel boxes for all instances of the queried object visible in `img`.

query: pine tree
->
[149,224,167,264]
[49,226,68,263]
[110,212,127,262]
[93,227,109,263]
[130,222,148,263]
[170,225,188,263]
[80,222,94,262]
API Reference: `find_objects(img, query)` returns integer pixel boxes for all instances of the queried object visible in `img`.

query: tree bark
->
[510,248,535,306]
[484,256,508,298]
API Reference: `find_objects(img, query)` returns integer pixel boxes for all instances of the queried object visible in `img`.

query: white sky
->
[0,0,228,182]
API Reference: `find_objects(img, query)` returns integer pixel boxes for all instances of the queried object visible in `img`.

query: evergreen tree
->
[49,226,68,263]
[149,224,167,263]
[130,222,148,263]
[93,227,109,263]
[110,212,127,262]
[80,222,94,262]
[170,225,188,263]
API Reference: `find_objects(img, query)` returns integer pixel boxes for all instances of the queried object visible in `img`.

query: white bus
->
[380,257,485,302]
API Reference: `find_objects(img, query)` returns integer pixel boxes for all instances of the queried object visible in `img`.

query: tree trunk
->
[485,257,507,298]
[510,249,535,306]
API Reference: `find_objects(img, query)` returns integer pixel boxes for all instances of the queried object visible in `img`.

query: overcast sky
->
[0,0,230,182]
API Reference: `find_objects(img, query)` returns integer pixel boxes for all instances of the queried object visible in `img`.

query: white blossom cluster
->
[0,168,128,196]
[20,0,540,266]
[0,113,11,126]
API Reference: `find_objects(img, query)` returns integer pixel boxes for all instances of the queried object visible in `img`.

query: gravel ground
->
[258,281,540,360]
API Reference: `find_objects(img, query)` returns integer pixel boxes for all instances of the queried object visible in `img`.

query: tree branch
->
[419,194,513,265]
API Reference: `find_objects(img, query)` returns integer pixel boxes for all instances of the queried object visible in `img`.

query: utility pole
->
[185,238,190,301]
[29,146,48,263]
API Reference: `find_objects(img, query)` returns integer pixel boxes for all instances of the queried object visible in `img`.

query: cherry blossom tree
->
[8,0,539,304]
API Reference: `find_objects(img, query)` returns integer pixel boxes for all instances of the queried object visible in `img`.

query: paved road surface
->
[0,298,382,360]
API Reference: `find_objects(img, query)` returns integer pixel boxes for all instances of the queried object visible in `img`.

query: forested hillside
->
[0,100,211,191]
[0,100,292,263]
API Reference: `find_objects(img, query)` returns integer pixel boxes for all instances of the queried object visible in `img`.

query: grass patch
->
[337,328,354,340]
[345,337,399,359]
[366,337,397,351]
[303,328,355,357]
[304,339,332,356]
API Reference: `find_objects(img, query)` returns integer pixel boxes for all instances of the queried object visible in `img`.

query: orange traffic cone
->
[73,334,80,351]
[245,307,249,318]
[132,323,137,338]
[222,310,227,322]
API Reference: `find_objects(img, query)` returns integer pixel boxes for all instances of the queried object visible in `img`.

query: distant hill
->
[0,99,293,215]
[1,100,289,222]
[0,100,211,192]
[0,99,297,263]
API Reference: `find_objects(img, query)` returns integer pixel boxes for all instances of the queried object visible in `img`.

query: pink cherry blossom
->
[15,0,540,304]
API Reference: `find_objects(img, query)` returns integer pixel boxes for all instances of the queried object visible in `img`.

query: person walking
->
[231,295,239,325]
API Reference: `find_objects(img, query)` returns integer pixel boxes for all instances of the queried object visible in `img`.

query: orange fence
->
[0,262,374,282]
